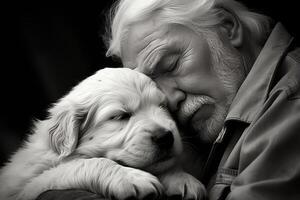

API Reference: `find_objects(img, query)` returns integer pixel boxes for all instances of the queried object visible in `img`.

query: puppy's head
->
[47,68,182,174]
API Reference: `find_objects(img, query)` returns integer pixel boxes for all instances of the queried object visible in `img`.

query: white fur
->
[0,68,205,200]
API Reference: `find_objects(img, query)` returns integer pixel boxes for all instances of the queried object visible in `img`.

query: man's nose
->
[156,79,185,112]
[166,89,186,112]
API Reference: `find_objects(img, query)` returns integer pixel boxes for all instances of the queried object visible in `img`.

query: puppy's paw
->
[160,171,206,200]
[108,166,164,200]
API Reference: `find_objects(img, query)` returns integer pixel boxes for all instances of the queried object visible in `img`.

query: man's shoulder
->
[286,47,300,99]
[287,47,300,64]
[271,47,300,100]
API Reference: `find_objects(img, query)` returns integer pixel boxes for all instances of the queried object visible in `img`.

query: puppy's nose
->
[151,129,174,149]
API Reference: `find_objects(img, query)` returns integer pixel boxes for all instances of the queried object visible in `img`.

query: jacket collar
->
[225,23,294,124]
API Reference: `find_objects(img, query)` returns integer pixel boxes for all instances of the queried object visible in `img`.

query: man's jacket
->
[206,23,300,200]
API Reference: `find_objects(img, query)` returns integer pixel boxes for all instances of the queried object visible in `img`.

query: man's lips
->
[190,103,214,124]
[177,95,215,124]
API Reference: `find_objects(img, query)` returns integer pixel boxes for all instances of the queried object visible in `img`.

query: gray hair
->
[105,0,272,58]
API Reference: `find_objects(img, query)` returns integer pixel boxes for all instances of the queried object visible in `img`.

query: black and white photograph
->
[1,0,299,200]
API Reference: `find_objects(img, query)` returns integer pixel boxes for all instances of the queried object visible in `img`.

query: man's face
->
[121,19,245,142]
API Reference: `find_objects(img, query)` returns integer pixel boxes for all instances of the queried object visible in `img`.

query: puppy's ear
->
[47,103,84,158]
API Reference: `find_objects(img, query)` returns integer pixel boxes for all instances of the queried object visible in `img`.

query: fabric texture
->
[206,23,300,200]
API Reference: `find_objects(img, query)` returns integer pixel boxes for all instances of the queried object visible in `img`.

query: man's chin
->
[191,119,222,143]
[191,104,227,143]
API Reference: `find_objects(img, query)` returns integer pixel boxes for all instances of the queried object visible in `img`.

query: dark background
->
[1,1,299,166]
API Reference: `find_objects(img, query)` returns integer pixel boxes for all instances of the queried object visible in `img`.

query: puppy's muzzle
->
[151,128,174,150]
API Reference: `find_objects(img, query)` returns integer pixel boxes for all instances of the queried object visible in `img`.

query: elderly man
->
[38,0,299,199]
[106,0,300,199]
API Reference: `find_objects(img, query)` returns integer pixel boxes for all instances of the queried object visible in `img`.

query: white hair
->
[105,0,272,58]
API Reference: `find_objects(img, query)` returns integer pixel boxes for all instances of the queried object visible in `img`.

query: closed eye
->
[159,54,180,74]
[109,112,132,121]
[168,56,180,73]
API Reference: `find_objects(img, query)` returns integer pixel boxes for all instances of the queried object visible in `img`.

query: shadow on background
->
[0,2,118,165]
[1,1,299,166]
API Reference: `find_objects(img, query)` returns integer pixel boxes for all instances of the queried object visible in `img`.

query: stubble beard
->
[187,30,244,143]
[191,102,229,142]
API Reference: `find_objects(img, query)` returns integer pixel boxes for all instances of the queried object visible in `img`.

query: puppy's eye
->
[110,112,132,121]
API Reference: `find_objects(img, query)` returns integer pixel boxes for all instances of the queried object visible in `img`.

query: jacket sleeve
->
[227,94,300,199]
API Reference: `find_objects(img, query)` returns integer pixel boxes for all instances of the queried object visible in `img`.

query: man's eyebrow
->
[131,27,171,76]
[136,23,170,51]
[137,45,165,76]
[136,29,162,53]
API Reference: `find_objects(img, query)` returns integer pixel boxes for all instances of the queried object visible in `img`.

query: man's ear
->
[47,103,84,158]
[218,8,243,48]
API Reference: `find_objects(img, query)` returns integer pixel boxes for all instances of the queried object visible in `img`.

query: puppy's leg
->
[17,158,163,200]
[159,168,206,200]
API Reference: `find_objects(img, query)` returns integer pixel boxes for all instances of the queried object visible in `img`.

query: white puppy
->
[0,68,205,200]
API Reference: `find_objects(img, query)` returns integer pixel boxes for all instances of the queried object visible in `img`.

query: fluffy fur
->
[0,68,205,200]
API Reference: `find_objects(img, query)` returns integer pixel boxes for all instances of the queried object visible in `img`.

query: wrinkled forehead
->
[121,19,168,70]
